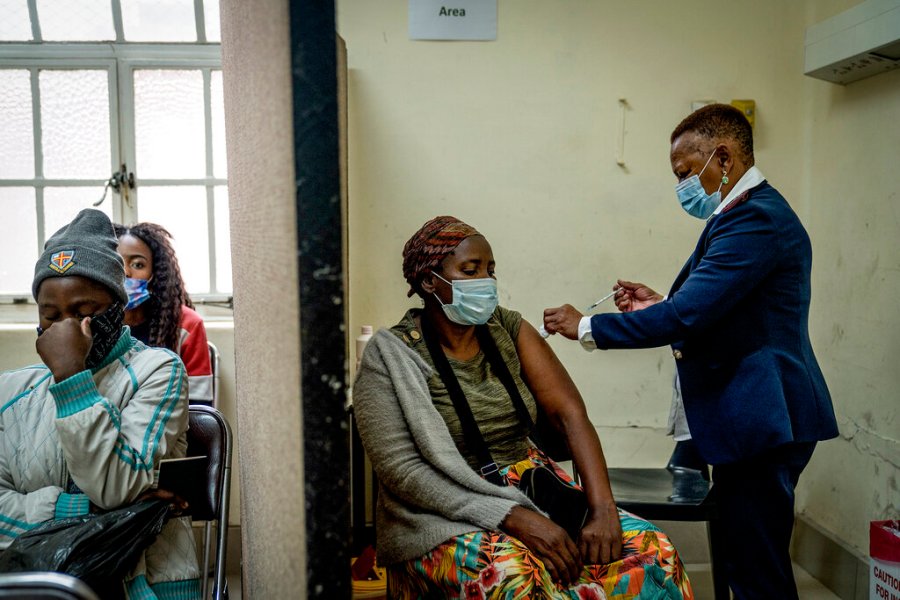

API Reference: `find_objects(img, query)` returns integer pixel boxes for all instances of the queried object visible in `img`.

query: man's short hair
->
[670,103,754,164]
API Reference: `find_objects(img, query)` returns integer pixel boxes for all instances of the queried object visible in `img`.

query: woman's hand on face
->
[501,505,582,585]
[36,317,92,382]
[578,504,623,565]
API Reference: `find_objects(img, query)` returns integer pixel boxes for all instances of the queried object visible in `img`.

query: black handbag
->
[518,465,589,541]
[421,316,589,539]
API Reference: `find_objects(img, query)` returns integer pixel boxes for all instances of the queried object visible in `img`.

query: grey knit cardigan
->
[352,329,541,565]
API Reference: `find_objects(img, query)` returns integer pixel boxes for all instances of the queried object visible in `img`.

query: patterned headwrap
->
[402,216,480,297]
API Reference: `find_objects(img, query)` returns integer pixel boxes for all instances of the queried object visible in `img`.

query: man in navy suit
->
[544,104,838,599]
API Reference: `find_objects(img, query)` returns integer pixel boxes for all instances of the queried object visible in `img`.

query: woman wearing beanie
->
[352,216,693,599]
[0,208,201,599]
[114,222,213,406]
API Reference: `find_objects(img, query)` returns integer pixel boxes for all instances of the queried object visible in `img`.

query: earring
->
[722,171,729,185]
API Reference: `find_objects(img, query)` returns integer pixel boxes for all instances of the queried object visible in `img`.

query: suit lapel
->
[668,218,718,296]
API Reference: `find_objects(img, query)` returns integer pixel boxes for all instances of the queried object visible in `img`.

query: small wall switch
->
[731,99,756,127]
[691,100,715,112]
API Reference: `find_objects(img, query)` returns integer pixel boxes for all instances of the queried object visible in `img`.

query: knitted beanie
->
[32,208,127,303]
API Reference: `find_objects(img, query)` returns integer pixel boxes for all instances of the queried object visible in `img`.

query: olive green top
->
[390,306,537,470]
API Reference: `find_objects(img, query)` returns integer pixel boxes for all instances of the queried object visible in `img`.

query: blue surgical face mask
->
[124,277,152,310]
[675,151,723,220]
[432,272,499,325]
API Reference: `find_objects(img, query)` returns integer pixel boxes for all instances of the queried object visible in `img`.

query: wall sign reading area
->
[409,0,497,41]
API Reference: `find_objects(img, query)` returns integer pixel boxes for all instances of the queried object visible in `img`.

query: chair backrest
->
[207,341,221,409]
[186,405,232,600]
[0,572,101,600]
[186,405,231,521]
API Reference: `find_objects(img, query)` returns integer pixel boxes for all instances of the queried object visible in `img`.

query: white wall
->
[340,0,805,438]
[338,0,898,556]
[797,0,900,554]
[338,0,808,450]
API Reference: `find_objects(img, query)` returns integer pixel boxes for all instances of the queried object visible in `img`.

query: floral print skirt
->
[387,449,694,600]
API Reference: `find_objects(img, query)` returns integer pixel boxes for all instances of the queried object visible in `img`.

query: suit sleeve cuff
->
[578,316,597,351]
[49,370,103,418]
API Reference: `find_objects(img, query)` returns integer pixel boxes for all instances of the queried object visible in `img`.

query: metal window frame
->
[0,41,226,303]
[0,57,120,264]
[118,59,225,295]
[19,0,207,45]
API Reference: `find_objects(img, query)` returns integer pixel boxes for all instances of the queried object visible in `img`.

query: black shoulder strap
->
[420,316,505,485]
[473,325,542,448]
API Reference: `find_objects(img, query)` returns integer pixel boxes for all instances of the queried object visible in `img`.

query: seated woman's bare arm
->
[515,318,623,565]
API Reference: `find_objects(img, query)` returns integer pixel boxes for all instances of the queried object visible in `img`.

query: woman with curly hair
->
[114,222,213,405]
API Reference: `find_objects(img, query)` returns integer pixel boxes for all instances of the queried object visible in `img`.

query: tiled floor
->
[684,562,841,599]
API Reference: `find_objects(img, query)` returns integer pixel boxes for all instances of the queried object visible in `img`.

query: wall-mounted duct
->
[804,0,900,84]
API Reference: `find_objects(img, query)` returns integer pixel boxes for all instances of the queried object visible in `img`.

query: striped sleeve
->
[54,492,91,519]
[51,349,189,511]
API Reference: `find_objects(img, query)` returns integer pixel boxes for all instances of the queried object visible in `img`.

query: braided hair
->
[114,222,193,352]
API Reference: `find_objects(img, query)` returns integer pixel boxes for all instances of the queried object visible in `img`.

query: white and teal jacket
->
[0,328,201,600]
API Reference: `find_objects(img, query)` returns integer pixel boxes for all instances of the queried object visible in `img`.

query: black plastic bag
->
[0,499,170,599]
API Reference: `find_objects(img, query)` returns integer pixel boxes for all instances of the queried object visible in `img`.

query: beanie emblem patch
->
[49,250,76,274]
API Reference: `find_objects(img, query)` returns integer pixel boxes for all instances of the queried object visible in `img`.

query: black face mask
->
[36,302,125,369]
[84,302,125,369]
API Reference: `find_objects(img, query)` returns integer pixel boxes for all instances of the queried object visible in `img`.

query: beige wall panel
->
[220,0,306,596]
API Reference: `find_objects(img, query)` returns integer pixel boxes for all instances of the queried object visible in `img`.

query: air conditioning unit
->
[804,0,900,84]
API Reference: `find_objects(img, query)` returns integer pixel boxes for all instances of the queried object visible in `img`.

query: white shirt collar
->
[712,165,766,216]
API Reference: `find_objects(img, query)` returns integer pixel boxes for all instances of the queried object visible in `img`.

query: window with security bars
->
[0,0,230,300]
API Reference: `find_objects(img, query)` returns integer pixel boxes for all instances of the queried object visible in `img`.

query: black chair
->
[186,405,233,600]
[207,341,221,409]
[606,440,729,600]
[0,572,101,600]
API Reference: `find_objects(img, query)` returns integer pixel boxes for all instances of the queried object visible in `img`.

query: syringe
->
[585,288,618,312]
